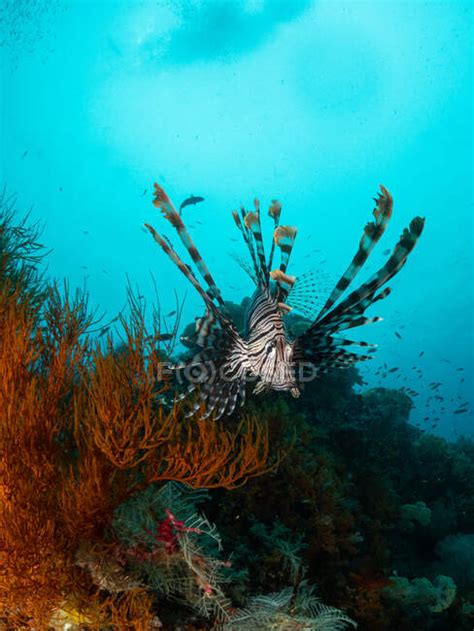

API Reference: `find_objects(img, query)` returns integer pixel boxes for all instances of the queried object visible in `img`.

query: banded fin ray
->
[232,209,262,286]
[144,222,226,325]
[295,206,425,372]
[284,270,328,318]
[267,199,282,271]
[317,185,393,320]
[272,225,298,303]
[244,199,269,287]
[152,183,224,307]
[316,216,424,330]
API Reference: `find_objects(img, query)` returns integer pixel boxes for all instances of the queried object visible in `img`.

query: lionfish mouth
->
[145,182,425,420]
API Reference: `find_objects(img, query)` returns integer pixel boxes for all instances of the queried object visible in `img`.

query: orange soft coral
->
[0,262,274,627]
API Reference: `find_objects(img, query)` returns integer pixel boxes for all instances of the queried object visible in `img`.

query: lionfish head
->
[252,334,299,396]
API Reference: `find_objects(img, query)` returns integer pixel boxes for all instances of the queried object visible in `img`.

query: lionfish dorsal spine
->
[151,183,224,308]
[272,225,298,303]
[232,207,263,286]
[267,199,282,271]
[243,200,269,287]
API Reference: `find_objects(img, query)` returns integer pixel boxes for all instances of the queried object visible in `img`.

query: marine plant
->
[219,583,357,630]
[0,200,275,628]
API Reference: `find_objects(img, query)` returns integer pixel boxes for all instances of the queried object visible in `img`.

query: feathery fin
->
[152,183,224,306]
[317,185,393,319]
[244,202,269,287]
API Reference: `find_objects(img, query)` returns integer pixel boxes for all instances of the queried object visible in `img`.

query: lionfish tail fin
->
[317,185,393,319]
[152,183,224,306]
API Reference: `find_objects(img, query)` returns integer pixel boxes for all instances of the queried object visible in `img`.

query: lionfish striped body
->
[145,184,424,419]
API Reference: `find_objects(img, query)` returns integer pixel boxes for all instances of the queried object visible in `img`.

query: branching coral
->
[0,203,275,628]
[382,575,457,614]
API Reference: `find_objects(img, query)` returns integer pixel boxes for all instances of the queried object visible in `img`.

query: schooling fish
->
[178,194,205,215]
[145,182,424,419]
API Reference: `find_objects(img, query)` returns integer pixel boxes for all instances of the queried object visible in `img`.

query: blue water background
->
[0,0,472,438]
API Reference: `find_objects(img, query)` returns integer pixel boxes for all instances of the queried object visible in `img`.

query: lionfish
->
[145,183,424,419]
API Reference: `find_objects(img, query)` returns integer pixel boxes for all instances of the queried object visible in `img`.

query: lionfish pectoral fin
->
[252,380,269,395]
[294,193,424,376]
[317,185,393,320]
[178,326,249,420]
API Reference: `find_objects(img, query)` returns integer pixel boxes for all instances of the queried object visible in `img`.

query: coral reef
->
[1,200,473,630]
[200,298,474,630]
[0,201,276,628]
[382,575,456,613]
[219,583,357,630]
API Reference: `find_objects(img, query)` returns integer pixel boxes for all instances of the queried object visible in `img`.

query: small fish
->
[388,367,399,373]
[82,230,89,235]
[157,333,173,341]
[395,331,402,339]
[22,150,28,159]
[382,248,390,255]
[98,326,110,337]
[179,194,205,215]
[142,188,148,196]
[454,407,468,415]
[419,351,424,357]
[80,265,88,270]
[166,310,176,317]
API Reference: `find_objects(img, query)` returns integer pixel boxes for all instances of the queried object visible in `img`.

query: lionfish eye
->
[265,341,276,355]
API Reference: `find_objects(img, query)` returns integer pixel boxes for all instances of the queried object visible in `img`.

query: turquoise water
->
[1,0,472,438]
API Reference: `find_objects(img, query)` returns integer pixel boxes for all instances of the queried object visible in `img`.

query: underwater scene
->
[0,1,473,629]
